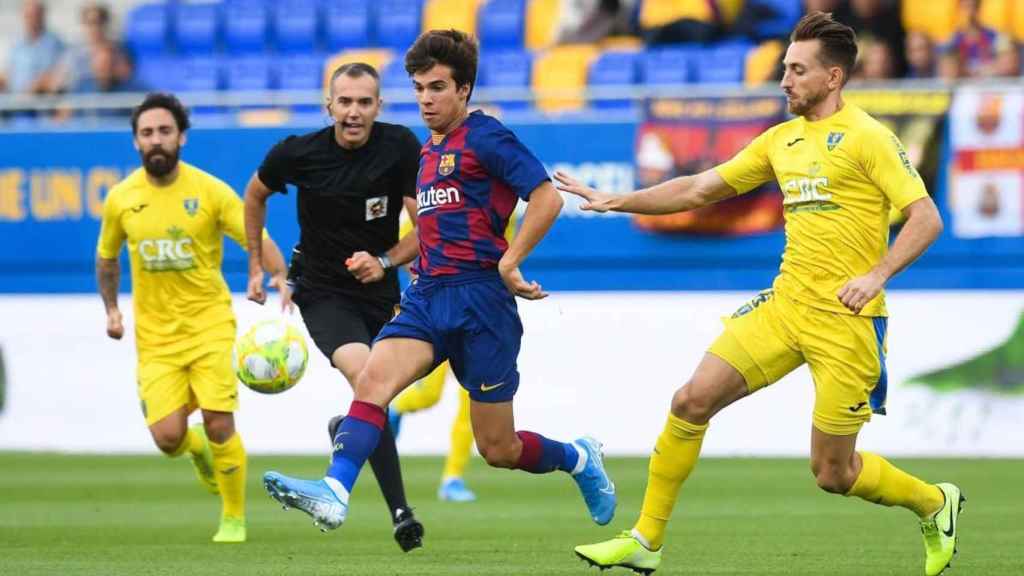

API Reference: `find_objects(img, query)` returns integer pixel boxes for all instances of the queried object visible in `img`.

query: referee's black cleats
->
[325,414,425,553]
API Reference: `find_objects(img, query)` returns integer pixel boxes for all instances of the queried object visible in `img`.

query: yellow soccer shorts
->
[137,331,238,426]
[708,289,888,436]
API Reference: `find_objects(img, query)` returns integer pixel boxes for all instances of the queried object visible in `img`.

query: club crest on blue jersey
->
[183,197,199,216]
[826,132,845,152]
[438,153,456,176]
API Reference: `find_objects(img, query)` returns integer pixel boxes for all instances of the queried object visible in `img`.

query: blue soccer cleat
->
[388,408,403,439]
[571,436,616,525]
[263,471,348,531]
[438,477,477,502]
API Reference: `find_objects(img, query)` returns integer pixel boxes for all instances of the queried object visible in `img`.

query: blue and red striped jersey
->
[413,111,549,277]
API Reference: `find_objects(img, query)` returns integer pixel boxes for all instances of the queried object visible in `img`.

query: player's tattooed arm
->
[554,168,736,215]
[96,256,123,340]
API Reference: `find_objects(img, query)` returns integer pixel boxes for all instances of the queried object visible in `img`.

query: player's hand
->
[267,272,294,313]
[838,270,886,314]
[346,251,384,284]
[106,308,124,340]
[498,260,548,300]
[246,269,267,305]
[553,170,618,213]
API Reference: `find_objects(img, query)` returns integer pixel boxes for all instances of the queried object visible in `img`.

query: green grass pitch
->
[1,453,1019,575]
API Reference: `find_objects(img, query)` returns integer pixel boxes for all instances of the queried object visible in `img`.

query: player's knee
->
[671,383,714,423]
[476,439,517,468]
[152,430,185,455]
[353,367,385,403]
[812,463,856,494]
[203,416,235,444]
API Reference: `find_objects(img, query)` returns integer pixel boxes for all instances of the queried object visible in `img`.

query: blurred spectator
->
[939,0,1020,79]
[837,0,908,78]
[0,0,65,94]
[853,38,895,81]
[557,0,638,44]
[74,43,139,94]
[906,30,937,78]
[640,0,744,45]
[53,3,133,93]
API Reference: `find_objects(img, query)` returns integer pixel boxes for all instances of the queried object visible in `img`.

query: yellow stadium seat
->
[1014,0,1024,41]
[902,0,958,42]
[526,0,559,50]
[979,0,1012,34]
[641,0,746,29]
[532,44,600,113]
[600,35,644,50]
[322,49,394,93]
[423,0,483,36]
[744,40,784,87]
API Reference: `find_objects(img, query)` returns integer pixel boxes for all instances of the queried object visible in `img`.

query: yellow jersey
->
[97,162,248,353]
[715,103,928,317]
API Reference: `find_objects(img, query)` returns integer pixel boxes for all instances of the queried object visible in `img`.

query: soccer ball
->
[234,319,308,394]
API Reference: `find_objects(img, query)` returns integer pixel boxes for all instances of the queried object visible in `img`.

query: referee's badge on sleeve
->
[366,196,388,221]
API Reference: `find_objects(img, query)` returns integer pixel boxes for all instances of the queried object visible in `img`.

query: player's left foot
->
[570,436,616,525]
[921,483,966,576]
[437,477,477,502]
[392,507,424,552]
[211,515,246,543]
[575,531,662,574]
[263,471,348,531]
[188,424,219,495]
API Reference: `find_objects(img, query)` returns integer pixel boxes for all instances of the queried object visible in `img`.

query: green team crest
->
[826,132,845,151]
[183,197,199,216]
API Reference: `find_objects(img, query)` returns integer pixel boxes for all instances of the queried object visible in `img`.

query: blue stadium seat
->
[478,0,525,50]
[224,1,270,54]
[274,0,320,54]
[135,56,180,91]
[124,3,169,56]
[695,43,751,84]
[588,50,639,109]
[179,57,222,92]
[174,3,221,55]
[640,45,697,85]
[225,56,275,91]
[374,0,421,52]
[380,59,419,114]
[477,50,532,110]
[325,0,371,51]
[276,54,326,114]
[748,0,802,40]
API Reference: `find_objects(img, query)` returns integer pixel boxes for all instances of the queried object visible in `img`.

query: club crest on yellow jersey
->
[438,153,456,176]
[826,132,844,151]
[183,197,199,216]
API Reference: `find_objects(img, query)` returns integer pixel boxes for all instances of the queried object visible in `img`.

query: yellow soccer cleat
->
[921,483,966,576]
[212,516,246,543]
[575,531,662,575]
[189,424,219,495]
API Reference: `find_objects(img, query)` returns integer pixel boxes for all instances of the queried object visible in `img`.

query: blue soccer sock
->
[514,431,580,474]
[326,401,386,493]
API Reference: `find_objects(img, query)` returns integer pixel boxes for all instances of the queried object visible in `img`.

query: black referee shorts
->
[293,288,394,361]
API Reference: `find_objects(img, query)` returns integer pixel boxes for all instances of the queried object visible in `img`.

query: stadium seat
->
[277,54,327,114]
[174,3,221,55]
[478,0,525,50]
[324,0,371,51]
[744,0,801,40]
[901,0,957,42]
[135,56,180,91]
[322,49,394,92]
[423,0,483,36]
[179,57,222,92]
[639,45,697,85]
[223,0,270,54]
[274,0,320,53]
[1014,0,1024,41]
[587,49,639,109]
[979,0,1012,35]
[640,0,710,29]
[477,49,532,110]
[380,59,419,113]
[744,39,784,86]
[374,0,422,51]
[532,44,600,113]
[525,0,559,50]
[696,43,751,84]
[225,56,275,91]
[124,3,169,56]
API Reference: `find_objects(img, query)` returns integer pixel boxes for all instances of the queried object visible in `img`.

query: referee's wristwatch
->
[377,254,393,270]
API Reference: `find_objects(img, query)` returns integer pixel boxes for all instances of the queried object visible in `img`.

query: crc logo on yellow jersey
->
[782,177,840,213]
[138,226,196,272]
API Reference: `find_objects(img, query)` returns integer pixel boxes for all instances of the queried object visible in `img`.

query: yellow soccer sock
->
[442,388,474,480]
[393,362,448,414]
[846,451,945,518]
[168,426,204,458]
[634,414,708,550]
[209,433,247,519]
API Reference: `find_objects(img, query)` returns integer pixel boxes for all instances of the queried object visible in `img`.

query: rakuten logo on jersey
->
[417,185,462,215]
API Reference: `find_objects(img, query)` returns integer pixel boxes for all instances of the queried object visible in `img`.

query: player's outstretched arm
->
[497,181,563,300]
[838,197,943,314]
[96,256,123,340]
[554,168,737,215]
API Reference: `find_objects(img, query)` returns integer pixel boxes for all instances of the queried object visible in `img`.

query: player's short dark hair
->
[130,92,191,134]
[329,62,380,95]
[404,29,479,102]
[790,11,858,84]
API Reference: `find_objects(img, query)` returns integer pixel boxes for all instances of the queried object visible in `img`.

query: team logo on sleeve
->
[366,196,388,221]
[183,197,199,216]
[438,153,457,176]
[826,132,845,152]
